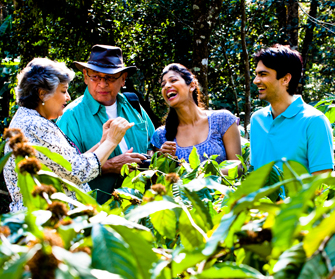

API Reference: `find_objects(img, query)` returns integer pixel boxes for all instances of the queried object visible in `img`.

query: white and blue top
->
[151,110,239,163]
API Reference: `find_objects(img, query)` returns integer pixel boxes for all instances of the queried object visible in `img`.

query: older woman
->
[4,58,133,212]
[151,63,241,172]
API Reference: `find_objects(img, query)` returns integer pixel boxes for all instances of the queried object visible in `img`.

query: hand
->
[100,119,114,144]
[106,117,134,145]
[101,147,148,174]
[159,141,176,156]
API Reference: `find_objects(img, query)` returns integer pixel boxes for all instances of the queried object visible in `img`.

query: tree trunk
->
[299,0,319,94]
[192,0,223,108]
[241,0,251,139]
[286,0,299,48]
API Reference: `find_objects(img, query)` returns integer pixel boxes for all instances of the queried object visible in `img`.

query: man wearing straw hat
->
[58,45,155,204]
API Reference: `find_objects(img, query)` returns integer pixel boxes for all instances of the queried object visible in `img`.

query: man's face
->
[83,68,127,106]
[253,60,288,103]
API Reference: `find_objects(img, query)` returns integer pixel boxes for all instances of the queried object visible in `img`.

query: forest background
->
[0,0,334,213]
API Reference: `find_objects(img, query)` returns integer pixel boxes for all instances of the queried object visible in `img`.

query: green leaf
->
[0,244,40,279]
[171,248,207,277]
[282,160,312,196]
[126,200,181,222]
[0,151,12,173]
[189,146,200,170]
[16,161,46,212]
[325,106,335,123]
[37,170,101,208]
[151,208,177,239]
[110,225,158,279]
[195,262,265,278]
[228,162,274,208]
[202,211,237,256]
[272,177,323,255]
[232,183,282,214]
[52,246,95,278]
[91,224,137,279]
[184,177,233,195]
[32,145,72,172]
[179,209,205,251]
[183,187,213,230]
[303,208,335,257]
[297,254,328,279]
[0,15,11,37]
[273,243,306,278]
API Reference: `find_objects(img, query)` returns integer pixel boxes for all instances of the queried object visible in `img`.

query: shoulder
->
[57,96,85,124]
[251,106,269,118]
[207,109,238,124]
[301,103,326,118]
[62,95,85,115]
[153,125,166,135]
[151,125,167,147]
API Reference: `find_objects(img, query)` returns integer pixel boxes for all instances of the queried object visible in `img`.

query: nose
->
[98,77,108,87]
[253,75,260,85]
[66,92,71,102]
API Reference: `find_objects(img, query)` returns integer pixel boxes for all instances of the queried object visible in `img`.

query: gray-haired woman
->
[3,57,133,212]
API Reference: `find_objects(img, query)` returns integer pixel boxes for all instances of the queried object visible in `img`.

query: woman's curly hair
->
[16,57,75,109]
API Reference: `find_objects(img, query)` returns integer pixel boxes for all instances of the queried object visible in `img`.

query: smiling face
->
[83,68,127,106]
[40,83,71,120]
[253,60,290,103]
[161,70,194,107]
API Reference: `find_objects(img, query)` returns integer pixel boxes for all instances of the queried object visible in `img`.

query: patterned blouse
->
[3,107,100,212]
[151,110,239,163]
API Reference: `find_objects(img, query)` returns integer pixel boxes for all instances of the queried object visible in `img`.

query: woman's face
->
[161,70,193,107]
[42,83,71,120]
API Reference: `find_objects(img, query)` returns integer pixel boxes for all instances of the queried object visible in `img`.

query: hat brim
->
[74,61,137,77]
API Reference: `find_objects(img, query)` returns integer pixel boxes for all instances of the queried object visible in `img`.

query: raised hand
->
[160,141,176,156]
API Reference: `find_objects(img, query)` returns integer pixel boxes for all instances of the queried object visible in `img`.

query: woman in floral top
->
[4,58,133,212]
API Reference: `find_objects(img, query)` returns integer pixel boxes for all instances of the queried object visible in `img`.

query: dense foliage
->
[0,113,335,278]
[0,0,334,120]
[0,1,334,276]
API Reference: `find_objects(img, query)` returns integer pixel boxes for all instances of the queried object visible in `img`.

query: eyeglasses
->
[86,72,123,83]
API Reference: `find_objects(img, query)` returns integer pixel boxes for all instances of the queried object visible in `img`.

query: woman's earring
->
[42,101,45,106]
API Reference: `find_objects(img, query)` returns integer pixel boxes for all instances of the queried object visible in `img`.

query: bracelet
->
[93,153,102,176]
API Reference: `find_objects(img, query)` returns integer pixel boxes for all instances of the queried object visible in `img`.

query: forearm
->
[86,142,101,153]
[93,140,118,166]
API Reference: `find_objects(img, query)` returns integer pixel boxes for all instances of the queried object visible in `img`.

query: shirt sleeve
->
[27,121,100,186]
[151,126,166,149]
[57,111,84,153]
[140,106,156,151]
[307,114,334,173]
[216,110,239,136]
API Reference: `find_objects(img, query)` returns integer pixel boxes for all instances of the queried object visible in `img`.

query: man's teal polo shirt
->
[57,88,155,203]
[250,95,334,173]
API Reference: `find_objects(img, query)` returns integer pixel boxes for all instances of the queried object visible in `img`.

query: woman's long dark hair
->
[161,63,203,140]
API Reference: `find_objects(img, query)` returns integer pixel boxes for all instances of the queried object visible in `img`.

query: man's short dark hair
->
[254,44,303,95]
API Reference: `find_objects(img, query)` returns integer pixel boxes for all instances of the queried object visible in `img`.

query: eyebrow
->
[256,70,269,75]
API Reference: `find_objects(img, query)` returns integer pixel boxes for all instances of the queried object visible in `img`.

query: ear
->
[121,72,128,87]
[83,69,89,85]
[190,81,196,93]
[281,73,292,86]
[38,88,47,101]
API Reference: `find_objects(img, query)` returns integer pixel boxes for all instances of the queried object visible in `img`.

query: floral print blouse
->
[3,107,100,212]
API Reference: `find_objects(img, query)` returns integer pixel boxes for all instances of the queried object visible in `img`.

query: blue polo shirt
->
[57,88,155,203]
[250,95,334,173]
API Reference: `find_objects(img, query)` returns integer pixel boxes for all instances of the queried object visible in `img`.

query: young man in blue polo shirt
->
[250,44,334,174]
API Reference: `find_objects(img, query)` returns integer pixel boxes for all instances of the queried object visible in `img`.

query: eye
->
[106,77,116,82]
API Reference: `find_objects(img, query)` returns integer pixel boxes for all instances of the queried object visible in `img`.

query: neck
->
[175,102,205,125]
[35,105,49,120]
[270,94,295,119]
